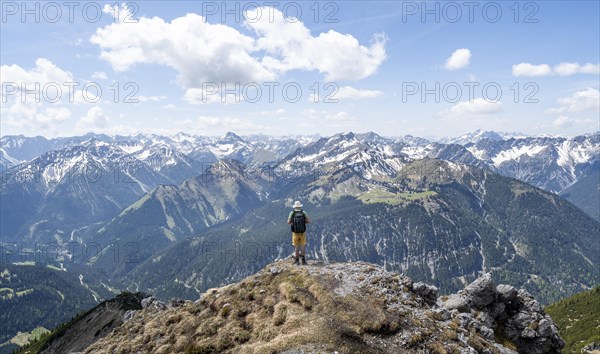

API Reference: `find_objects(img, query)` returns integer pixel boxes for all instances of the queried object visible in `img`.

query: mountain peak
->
[77,260,563,354]
[339,131,356,140]
[445,130,529,145]
[220,131,246,143]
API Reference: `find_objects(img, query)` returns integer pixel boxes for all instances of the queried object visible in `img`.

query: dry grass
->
[82,261,510,354]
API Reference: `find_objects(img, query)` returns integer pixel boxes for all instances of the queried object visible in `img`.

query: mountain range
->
[2,131,597,247]
[1,130,598,351]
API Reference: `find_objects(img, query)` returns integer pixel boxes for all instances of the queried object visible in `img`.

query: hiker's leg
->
[295,246,300,259]
[300,245,306,257]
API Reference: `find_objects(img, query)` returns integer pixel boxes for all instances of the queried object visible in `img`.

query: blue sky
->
[1,1,599,138]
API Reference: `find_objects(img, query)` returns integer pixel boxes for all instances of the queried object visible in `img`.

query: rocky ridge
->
[80,260,563,354]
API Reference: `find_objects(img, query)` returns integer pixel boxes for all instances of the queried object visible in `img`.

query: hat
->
[293,201,303,208]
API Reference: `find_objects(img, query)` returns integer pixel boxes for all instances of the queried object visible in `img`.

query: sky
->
[1,0,599,138]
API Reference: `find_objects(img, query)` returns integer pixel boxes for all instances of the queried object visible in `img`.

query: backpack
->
[291,210,306,233]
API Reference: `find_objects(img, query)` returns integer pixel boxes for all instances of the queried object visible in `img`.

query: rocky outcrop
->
[54,261,563,354]
[437,273,564,354]
[35,292,145,354]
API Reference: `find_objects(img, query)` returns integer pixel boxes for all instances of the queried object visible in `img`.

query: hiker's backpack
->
[291,210,306,233]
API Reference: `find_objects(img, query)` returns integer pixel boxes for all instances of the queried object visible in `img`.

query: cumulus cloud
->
[90,5,386,87]
[512,63,552,77]
[438,98,503,119]
[246,8,387,81]
[1,58,74,88]
[545,88,600,114]
[3,101,71,134]
[1,59,102,105]
[552,115,596,128]
[37,107,71,123]
[77,106,109,130]
[512,62,599,76]
[74,107,139,135]
[444,49,471,70]
[553,62,599,76]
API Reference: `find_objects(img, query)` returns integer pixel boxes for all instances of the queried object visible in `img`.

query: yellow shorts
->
[292,232,307,247]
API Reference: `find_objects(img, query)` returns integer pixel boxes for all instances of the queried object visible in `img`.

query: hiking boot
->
[301,256,307,265]
[293,256,300,265]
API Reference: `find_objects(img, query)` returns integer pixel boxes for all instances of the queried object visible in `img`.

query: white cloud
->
[1,58,74,88]
[246,8,387,81]
[3,101,71,134]
[553,62,599,76]
[439,98,503,119]
[512,62,599,77]
[91,11,271,85]
[91,71,108,80]
[36,107,71,123]
[77,106,109,130]
[552,115,596,128]
[74,107,138,136]
[552,115,574,128]
[0,59,103,105]
[444,49,471,70]
[545,88,600,114]
[90,6,386,87]
[512,63,552,77]
[163,103,176,109]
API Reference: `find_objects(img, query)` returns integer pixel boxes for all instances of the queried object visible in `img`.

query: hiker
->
[287,200,310,265]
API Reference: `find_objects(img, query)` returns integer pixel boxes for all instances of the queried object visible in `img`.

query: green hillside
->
[0,263,114,353]
[560,167,600,222]
[546,286,600,353]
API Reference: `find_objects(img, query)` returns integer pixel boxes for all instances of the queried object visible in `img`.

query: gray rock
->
[441,293,470,312]
[432,307,451,321]
[141,296,166,310]
[537,318,554,337]
[123,309,136,322]
[498,291,565,354]
[169,298,186,308]
[477,310,495,329]
[479,325,495,341]
[412,282,438,305]
[511,311,535,329]
[457,312,475,328]
[465,273,497,309]
[399,275,413,289]
[496,284,518,303]
[521,327,537,339]
[488,302,506,319]
[492,343,518,354]
[141,297,154,309]
[582,342,600,353]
